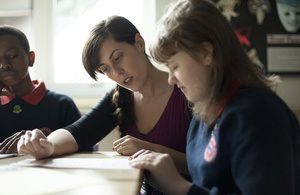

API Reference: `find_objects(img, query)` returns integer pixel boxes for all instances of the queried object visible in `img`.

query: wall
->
[277,75,300,108]
[277,75,300,121]
[153,0,300,110]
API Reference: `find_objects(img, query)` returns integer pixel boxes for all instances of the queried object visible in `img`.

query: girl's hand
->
[128,150,192,195]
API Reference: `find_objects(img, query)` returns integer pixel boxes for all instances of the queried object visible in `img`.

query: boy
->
[0,25,81,153]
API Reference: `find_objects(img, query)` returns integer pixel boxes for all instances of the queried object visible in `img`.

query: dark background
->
[212,0,300,73]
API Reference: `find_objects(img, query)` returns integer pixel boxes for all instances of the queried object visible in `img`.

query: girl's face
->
[97,34,148,92]
[166,49,212,103]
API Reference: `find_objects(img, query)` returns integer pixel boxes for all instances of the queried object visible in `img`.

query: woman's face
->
[97,34,148,92]
[166,50,212,103]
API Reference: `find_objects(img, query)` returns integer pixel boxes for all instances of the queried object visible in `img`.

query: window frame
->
[32,0,173,97]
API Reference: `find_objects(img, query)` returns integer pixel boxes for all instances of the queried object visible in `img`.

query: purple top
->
[126,85,191,153]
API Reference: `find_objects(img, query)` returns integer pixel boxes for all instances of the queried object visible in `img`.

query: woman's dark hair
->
[82,15,139,80]
[82,16,140,135]
[0,25,30,53]
[112,85,133,137]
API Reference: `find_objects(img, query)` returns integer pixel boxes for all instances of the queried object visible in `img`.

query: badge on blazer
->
[40,127,53,136]
[204,134,217,162]
[13,105,22,114]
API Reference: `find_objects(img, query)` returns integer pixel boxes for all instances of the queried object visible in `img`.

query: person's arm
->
[18,88,118,159]
[129,150,219,195]
[17,129,77,159]
[113,135,188,174]
[64,88,118,151]
[46,129,78,156]
[150,142,188,174]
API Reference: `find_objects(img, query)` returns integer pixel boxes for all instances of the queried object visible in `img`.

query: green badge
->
[13,105,22,114]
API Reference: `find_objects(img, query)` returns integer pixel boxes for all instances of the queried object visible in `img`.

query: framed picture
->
[212,0,300,73]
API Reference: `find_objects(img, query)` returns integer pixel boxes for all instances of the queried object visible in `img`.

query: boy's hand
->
[0,82,14,96]
[0,130,26,154]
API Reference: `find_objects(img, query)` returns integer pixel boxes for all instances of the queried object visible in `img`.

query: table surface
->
[0,151,143,195]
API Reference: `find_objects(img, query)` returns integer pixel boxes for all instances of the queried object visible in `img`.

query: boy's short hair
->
[0,25,30,53]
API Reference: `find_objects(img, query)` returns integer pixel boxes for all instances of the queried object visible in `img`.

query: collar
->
[1,80,47,105]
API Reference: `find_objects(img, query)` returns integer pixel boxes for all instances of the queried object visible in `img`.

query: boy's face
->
[0,35,33,89]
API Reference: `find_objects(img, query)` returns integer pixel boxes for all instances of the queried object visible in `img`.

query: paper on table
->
[0,153,21,159]
[0,166,106,195]
[13,158,134,169]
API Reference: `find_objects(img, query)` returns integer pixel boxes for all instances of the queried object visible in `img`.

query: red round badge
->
[204,134,217,162]
[40,127,53,136]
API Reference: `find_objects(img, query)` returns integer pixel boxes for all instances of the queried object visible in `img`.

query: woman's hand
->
[128,150,192,195]
[0,130,25,154]
[113,135,189,174]
[113,135,151,156]
[17,129,54,159]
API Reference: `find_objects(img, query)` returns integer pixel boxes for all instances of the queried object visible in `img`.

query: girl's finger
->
[129,149,148,160]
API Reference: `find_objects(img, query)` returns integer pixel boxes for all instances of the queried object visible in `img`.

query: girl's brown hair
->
[150,0,277,125]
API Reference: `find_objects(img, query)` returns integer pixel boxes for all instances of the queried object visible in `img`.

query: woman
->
[17,16,191,177]
[129,0,300,194]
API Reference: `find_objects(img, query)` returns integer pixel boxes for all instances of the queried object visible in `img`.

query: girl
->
[129,0,300,194]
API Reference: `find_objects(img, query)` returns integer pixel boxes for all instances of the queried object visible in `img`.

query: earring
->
[0,64,2,69]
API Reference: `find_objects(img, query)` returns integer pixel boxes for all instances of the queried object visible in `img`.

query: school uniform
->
[187,87,300,195]
[0,80,81,141]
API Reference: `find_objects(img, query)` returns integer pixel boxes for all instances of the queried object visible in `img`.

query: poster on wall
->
[212,0,300,73]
